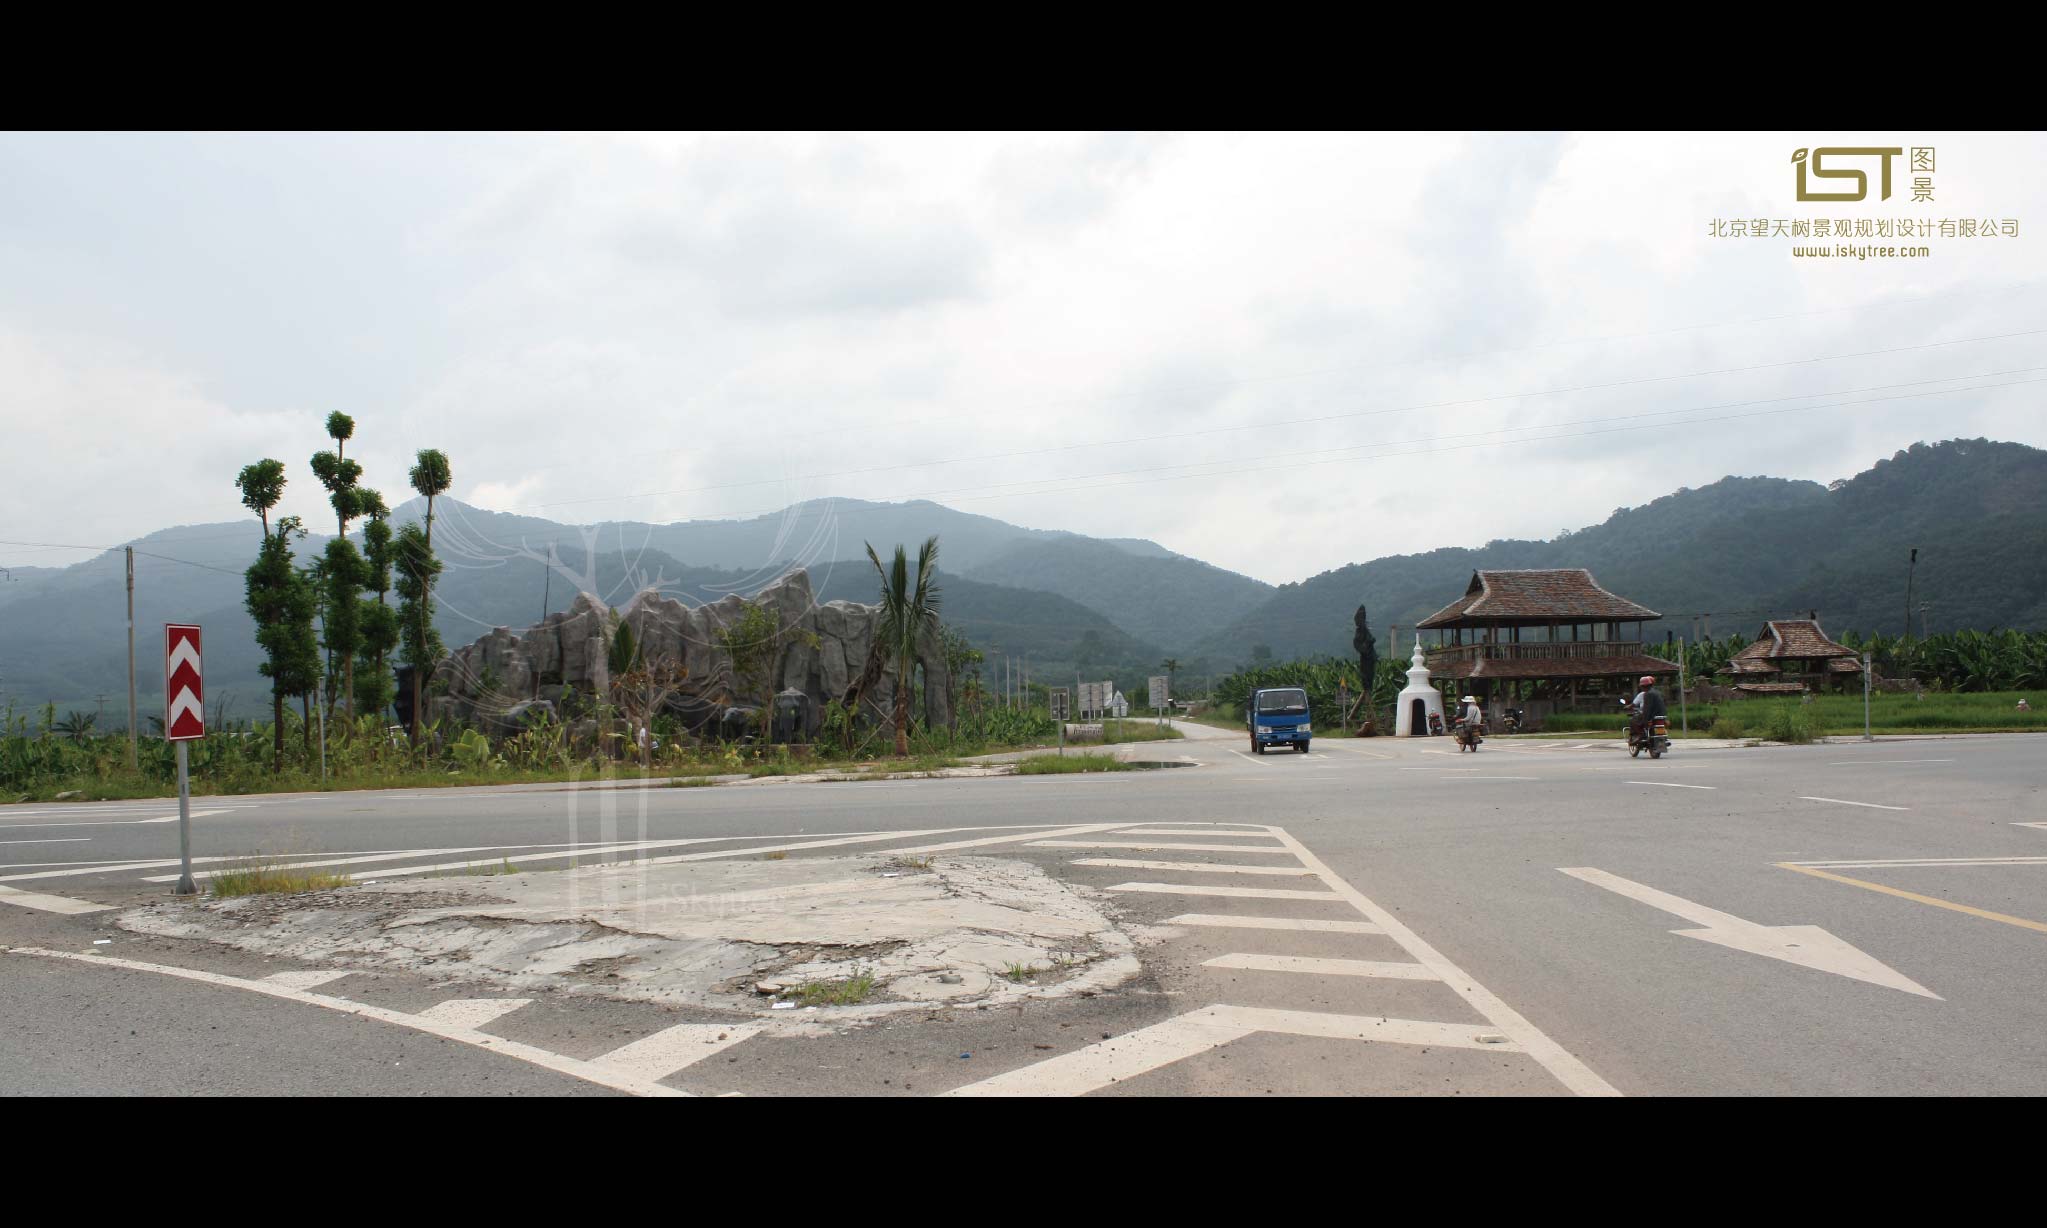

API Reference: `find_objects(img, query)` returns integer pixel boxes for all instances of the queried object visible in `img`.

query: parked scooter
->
[1428,711,1445,736]
[1503,707,1526,734]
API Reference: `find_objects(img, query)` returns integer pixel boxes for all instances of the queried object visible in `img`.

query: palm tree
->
[866,536,942,758]
[406,449,452,741]
[1160,657,1180,707]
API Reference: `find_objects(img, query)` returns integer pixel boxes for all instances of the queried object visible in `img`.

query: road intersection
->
[3,727,2043,1095]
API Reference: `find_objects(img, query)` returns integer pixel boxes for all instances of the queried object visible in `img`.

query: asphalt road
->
[4,725,2044,1096]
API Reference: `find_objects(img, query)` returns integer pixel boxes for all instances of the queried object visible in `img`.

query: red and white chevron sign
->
[164,623,204,742]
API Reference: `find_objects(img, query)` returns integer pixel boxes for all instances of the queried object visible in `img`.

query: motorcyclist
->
[1628,675,1667,745]
[1456,694,1485,744]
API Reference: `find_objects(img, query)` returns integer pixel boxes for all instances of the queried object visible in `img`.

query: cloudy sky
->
[3,131,2043,585]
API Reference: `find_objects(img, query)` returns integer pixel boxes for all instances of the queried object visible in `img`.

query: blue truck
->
[1247,686,1312,753]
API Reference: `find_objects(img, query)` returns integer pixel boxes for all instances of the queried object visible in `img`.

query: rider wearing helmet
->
[1629,674,1667,744]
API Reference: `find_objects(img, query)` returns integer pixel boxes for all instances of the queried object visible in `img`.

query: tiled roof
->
[1734,681,1810,694]
[1417,570,1662,628]
[1432,653,1679,680]
[1731,620,1859,662]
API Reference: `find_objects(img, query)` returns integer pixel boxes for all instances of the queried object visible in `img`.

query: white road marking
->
[1070,858,1316,877]
[1625,781,1717,789]
[2,947,688,1096]
[1031,840,1294,853]
[1107,882,1341,901]
[1560,866,1939,998]
[1203,953,1437,980]
[2013,822,2047,832]
[0,808,228,830]
[1443,776,1539,782]
[594,1023,762,1081]
[1228,750,1274,766]
[416,998,534,1029]
[0,837,92,845]
[262,969,353,990]
[1799,797,1910,811]
[1164,913,1382,934]
[1266,829,1619,1097]
[1113,828,1281,838]
[1788,856,2047,869]
[943,1005,1518,1097]
[0,884,116,915]
[1824,759,1955,766]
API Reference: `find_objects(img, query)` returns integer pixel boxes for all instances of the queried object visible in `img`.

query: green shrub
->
[1762,704,1819,744]
[1707,717,1745,739]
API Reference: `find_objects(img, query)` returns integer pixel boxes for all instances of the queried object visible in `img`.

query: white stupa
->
[1394,640,1445,736]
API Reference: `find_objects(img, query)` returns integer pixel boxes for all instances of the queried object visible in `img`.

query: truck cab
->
[1247,686,1312,754]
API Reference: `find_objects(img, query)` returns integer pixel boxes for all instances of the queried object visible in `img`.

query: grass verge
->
[1015,752,1131,775]
[210,858,354,898]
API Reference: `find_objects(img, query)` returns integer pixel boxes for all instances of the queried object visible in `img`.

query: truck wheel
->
[1298,741,1310,753]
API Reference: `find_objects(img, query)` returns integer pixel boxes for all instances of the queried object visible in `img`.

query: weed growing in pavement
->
[209,857,354,898]
[1002,962,1041,982]
[782,969,876,1006]
[761,851,788,861]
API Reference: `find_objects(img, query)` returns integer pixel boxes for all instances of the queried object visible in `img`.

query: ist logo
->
[1793,146,1904,202]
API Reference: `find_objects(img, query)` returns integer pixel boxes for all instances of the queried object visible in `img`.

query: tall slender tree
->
[310,413,366,721]
[406,448,452,741]
[237,460,294,767]
[395,522,444,743]
[866,536,943,758]
[355,489,398,719]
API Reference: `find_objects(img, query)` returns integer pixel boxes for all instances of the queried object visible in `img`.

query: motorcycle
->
[1627,708,1670,759]
[1503,707,1526,734]
[1428,711,1445,736]
[1455,717,1484,752]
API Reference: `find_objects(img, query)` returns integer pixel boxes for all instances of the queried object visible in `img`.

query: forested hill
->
[1194,438,2047,666]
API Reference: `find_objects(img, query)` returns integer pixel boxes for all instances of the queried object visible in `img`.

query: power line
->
[520,328,2047,514]
[0,539,248,576]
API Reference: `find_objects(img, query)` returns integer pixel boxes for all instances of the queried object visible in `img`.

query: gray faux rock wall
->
[430,569,950,737]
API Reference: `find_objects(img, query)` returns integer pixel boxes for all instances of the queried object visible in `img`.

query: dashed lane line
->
[1799,797,1910,811]
[1202,952,1437,980]
[1070,858,1318,877]
[2,947,689,1097]
[1626,781,1717,789]
[1788,856,2047,869]
[1165,913,1382,935]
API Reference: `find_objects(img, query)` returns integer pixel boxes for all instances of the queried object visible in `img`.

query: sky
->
[3,131,2044,586]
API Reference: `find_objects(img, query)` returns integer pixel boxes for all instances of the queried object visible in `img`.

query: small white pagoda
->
[1395,640,1445,737]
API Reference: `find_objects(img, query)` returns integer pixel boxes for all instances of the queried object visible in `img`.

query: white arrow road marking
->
[166,637,201,676]
[1560,867,1939,999]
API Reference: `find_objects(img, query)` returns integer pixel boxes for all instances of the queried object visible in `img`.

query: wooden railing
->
[1427,641,1645,666]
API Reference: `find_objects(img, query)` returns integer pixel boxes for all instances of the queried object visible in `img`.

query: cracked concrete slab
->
[114,853,1139,1030]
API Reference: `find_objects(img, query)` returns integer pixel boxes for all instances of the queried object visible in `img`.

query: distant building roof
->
[1734,681,1811,694]
[1417,569,1662,628]
[1731,620,1859,663]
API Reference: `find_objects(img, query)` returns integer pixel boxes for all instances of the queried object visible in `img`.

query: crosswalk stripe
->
[1107,882,1341,901]
[1031,840,1296,853]
[1165,913,1382,934]
[594,1023,762,1081]
[416,998,533,1029]
[944,1005,1518,1097]
[1071,859,1315,877]
[0,884,116,915]
[1203,953,1438,980]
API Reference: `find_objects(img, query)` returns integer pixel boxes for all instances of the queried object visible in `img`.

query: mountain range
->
[3,437,2043,721]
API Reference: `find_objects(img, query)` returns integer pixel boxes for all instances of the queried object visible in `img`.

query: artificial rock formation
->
[431,569,950,739]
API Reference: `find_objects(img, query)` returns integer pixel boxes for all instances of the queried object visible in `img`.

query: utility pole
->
[126,547,138,769]
[1862,651,1873,742]
[1904,547,1918,640]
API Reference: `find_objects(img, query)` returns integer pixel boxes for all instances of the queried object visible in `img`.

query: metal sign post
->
[1050,688,1068,757]
[1678,637,1688,734]
[1148,675,1168,731]
[163,624,204,895]
[1863,652,1873,742]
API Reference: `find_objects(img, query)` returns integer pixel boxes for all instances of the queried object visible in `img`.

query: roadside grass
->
[1015,752,1131,775]
[1539,690,2046,738]
[781,969,876,1007]
[888,855,935,872]
[428,857,520,878]
[1002,961,1042,982]
[209,857,354,898]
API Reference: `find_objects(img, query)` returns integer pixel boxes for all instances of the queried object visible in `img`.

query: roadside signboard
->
[164,623,204,741]
[163,623,202,895]
[1050,687,1069,721]
[1148,675,1168,710]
